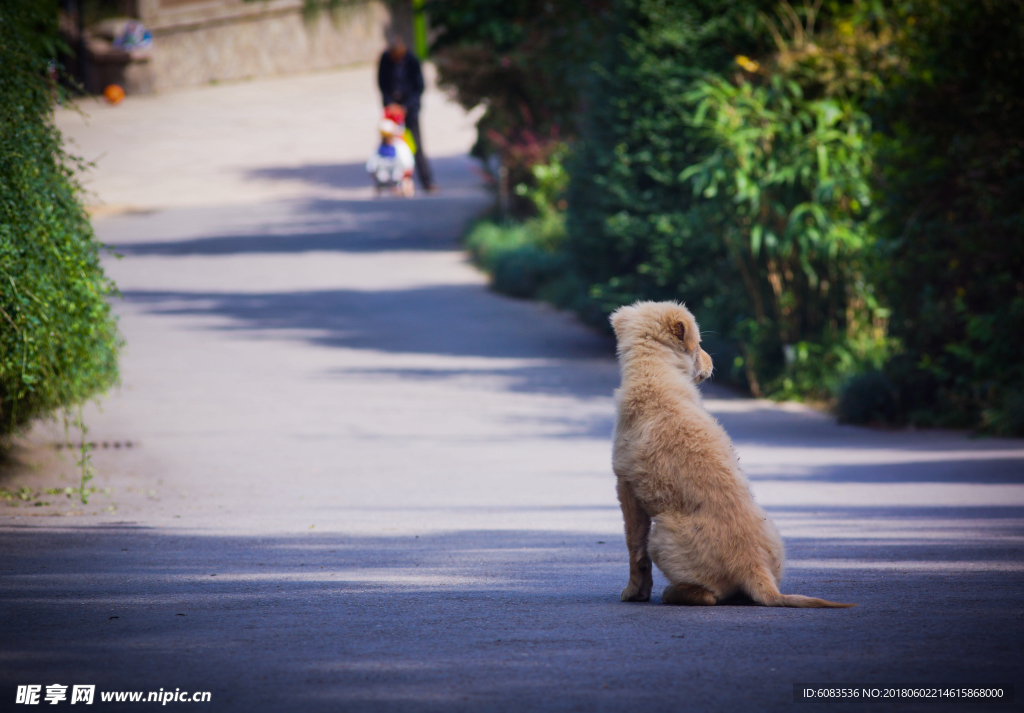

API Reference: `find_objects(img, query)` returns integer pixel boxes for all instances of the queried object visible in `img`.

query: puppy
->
[610,301,853,608]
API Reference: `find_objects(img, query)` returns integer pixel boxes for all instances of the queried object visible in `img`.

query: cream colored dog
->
[610,301,853,608]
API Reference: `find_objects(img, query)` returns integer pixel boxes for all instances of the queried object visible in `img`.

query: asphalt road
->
[2,64,1023,712]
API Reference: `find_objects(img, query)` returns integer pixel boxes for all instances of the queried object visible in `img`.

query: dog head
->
[609,301,714,383]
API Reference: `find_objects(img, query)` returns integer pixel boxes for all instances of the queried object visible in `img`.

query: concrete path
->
[2,65,1023,712]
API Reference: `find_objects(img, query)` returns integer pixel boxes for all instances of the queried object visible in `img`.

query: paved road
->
[2,65,1023,712]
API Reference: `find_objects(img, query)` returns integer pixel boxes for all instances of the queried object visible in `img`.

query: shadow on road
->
[245,156,485,193]
[97,157,1024,484]
[753,458,1024,484]
[104,157,489,257]
[121,286,615,362]
[112,196,488,256]
[1,515,1021,711]
[113,281,1024,481]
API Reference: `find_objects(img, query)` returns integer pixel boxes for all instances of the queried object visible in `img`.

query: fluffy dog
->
[610,301,853,608]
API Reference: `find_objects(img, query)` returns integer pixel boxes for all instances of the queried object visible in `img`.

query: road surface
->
[2,64,1022,712]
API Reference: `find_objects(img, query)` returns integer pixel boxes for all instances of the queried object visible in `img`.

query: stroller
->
[366,109,416,197]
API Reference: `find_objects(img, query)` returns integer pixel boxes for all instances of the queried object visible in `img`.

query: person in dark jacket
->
[378,38,435,191]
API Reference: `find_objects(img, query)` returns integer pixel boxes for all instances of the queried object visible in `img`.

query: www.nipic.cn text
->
[15,685,212,705]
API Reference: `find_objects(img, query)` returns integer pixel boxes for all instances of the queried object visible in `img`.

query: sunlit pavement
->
[1,64,1022,711]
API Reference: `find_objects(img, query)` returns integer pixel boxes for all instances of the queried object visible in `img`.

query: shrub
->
[681,66,886,397]
[566,0,760,327]
[568,1,896,400]
[836,370,898,425]
[0,0,122,438]
[463,145,584,304]
[464,212,571,300]
[871,0,1024,435]
[442,0,1024,433]
[991,390,1024,438]
[567,0,888,392]
[430,0,608,214]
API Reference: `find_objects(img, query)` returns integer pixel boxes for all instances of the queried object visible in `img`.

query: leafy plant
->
[869,0,1024,434]
[565,0,786,344]
[441,0,1024,432]
[567,0,897,397]
[430,0,608,214]
[681,52,887,396]
[0,1,123,446]
[464,217,570,302]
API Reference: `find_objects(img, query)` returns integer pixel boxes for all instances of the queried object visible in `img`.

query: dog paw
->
[620,585,651,602]
[662,583,716,606]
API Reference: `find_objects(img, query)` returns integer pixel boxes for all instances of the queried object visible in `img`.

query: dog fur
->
[610,300,854,608]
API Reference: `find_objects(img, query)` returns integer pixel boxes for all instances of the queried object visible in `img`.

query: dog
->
[610,301,854,608]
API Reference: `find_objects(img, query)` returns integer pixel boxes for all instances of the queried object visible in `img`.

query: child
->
[366,119,415,197]
[383,103,417,154]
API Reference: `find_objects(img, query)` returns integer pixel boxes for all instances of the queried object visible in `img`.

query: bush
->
[464,211,574,300]
[569,4,743,281]
[567,0,876,391]
[680,64,887,397]
[441,0,1024,434]
[0,0,122,438]
[991,390,1024,438]
[837,370,898,425]
[870,0,1024,435]
[491,244,569,299]
[430,0,607,212]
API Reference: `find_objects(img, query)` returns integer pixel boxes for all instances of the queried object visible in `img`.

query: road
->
[1,64,1022,712]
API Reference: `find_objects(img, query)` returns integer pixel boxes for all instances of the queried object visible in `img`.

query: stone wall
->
[130,0,398,93]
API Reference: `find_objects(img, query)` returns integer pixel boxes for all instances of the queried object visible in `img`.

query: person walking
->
[378,37,436,192]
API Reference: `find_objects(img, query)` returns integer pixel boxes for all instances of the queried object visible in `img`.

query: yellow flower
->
[735,55,760,73]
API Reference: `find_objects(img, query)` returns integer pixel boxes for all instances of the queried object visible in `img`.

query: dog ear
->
[670,320,687,344]
[670,319,700,351]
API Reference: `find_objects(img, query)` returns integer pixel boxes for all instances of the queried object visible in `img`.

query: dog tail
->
[746,569,856,609]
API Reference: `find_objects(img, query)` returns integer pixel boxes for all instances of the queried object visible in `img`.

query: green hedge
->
[567,0,1023,433]
[438,0,1024,435]
[566,0,802,390]
[867,0,1024,433]
[430,0,605,214]
[0,1,122,437]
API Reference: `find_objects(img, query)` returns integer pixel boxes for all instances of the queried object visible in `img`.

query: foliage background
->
[869,0,1024,433]
[435,0,1022,434]
[0,0,122,438]
[430,0,608,213]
